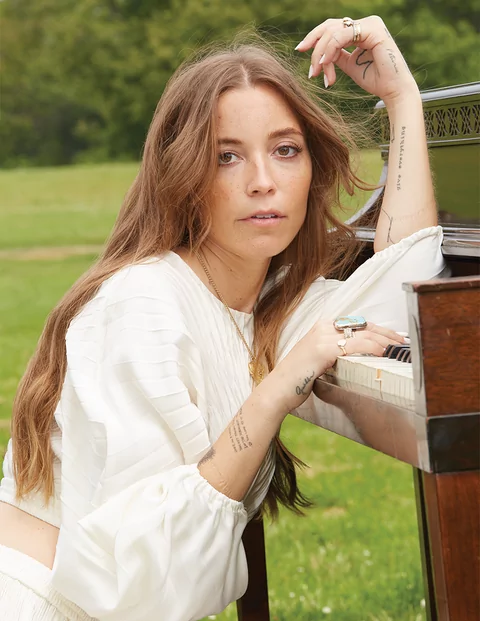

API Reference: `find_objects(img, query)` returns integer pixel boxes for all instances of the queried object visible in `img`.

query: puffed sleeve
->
[277,225,446,360]
[50,269,249,621]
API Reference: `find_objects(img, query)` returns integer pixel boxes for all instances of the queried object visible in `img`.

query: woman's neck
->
[175,246,270,313]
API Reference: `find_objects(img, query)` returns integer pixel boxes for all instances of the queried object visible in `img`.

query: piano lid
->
[348,82,480,259]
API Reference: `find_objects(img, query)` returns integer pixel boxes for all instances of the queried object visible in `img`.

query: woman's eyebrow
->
[217,127,304,146]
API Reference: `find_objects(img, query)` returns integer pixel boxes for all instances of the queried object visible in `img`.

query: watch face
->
[334,316,367,330]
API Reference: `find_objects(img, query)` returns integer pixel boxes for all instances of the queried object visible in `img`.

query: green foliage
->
[1,0,478,167]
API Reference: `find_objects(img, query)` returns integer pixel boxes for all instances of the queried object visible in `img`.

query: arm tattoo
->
[381,208,396,244]
[296,372,315,396]
[228,408,253,453]
[397,126,406,190]
[198,446,216,467]
[355,50,374,79]
[386,49,400,74]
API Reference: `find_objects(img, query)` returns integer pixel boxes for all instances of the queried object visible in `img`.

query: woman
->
[0,14,444,621]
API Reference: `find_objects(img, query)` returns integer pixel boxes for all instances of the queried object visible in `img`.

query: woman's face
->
[206,85,312,261]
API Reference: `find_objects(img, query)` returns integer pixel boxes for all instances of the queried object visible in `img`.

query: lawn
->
[0,158,427,621]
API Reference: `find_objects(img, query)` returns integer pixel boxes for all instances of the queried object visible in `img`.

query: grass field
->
[0,157,427,620]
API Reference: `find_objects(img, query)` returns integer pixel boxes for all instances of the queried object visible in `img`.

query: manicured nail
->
[319,54,326,65]
[324,74,329,88]
[294,40,304,50]
[308,65,314,79]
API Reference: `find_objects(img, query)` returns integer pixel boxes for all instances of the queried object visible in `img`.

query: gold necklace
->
[194,249,266,385]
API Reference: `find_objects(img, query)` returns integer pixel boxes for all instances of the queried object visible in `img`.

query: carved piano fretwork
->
[236,83,480,621]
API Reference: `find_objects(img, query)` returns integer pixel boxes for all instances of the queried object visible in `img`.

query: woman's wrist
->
[383,81,422,112]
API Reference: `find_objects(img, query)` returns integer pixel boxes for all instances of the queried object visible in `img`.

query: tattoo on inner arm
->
[355,50,374,79]
[228,408,253,453]
[381,208,395,244]
[397,126,406,191]
[198,446,216,467]
[296,372,315,396]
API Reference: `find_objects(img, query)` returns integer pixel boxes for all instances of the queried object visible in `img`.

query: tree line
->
[1,0,478,167]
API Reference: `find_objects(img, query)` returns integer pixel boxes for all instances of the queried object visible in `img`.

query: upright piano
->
[236,82,480,621]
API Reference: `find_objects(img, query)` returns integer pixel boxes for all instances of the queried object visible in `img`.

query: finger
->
[294,20,333,52]
[366,324,406,343]
[339,337,385,357]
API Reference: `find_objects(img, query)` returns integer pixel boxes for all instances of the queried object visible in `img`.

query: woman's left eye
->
[276,144,301,157]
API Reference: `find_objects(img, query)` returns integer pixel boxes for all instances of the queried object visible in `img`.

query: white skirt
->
[0,544,95,621]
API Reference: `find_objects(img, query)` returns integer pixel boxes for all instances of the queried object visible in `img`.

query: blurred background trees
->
[1,0,478,167]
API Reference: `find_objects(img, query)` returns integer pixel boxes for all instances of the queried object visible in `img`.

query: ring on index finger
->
[337,338,348,356]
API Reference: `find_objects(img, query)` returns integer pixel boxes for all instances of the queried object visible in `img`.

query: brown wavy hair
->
[12,34,371,520]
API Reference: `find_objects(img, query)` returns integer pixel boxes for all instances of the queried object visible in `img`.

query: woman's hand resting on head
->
[295,15,419,107]
[268,320,406,413]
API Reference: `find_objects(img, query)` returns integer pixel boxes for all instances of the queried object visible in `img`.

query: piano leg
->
[414,468,480,621]
[236,517,270,621]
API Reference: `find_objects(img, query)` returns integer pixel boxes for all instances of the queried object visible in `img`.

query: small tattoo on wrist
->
[296,372,315,396]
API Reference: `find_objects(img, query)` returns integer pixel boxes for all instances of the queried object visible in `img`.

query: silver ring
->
[337,338,348,356]
[344,327,354,339]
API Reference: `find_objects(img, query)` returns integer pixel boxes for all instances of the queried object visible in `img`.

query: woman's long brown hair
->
[12,34,371,520]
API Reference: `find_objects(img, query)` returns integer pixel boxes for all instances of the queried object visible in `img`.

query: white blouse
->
[0,226,445,621]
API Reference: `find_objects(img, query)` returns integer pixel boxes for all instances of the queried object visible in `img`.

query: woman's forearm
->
[374,89,438,252]
[197,371,289,502]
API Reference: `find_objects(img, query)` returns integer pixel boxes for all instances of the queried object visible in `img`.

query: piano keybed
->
[323,354,415,409]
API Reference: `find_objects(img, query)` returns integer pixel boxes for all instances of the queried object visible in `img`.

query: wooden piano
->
[236,82,480,621]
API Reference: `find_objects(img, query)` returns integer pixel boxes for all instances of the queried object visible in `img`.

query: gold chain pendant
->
[248,360,266,385]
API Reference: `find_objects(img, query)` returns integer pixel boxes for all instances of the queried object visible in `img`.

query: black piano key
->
[384,344,411,363]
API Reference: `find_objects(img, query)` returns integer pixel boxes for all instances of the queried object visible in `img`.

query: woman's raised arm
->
[295,15,438,251]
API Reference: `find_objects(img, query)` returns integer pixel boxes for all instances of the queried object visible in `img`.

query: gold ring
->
[342,17,354,28]
[353,22,361,43]
[337,338,348,356]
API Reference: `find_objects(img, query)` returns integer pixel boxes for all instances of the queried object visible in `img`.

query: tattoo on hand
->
[229,408,253,453]
[198,446,216,467]
[386,49,399,74]
[355,50,374,79]
[296,372,315,396]
[381,208,396,244]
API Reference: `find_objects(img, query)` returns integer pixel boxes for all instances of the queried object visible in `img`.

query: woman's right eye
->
[218,152,238,165]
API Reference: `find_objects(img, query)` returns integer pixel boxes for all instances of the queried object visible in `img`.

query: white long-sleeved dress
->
[0,226,445,621]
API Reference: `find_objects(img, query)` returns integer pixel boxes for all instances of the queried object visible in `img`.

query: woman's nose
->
[246,158,277,195]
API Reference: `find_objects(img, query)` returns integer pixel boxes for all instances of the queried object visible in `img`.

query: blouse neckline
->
[163,251,254,321]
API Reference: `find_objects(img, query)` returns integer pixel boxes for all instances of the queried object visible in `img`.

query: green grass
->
[0,158,427,621]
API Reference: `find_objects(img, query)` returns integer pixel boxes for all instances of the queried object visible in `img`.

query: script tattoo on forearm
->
[355,50,374,79]
[397,126,406,191]
[386,48,400,74]
[229,408,253,453]
[381,208,396,244]
[198,446,216,467]
[296,372,315,396]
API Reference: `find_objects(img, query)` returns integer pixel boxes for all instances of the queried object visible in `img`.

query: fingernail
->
[308,65,314,79]
[324,74,329,88]
[319,54,326,65]
[294,40,304,50]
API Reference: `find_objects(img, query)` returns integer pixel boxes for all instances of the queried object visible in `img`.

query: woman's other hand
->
[295,16,418,107]
[267,320,406,413]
